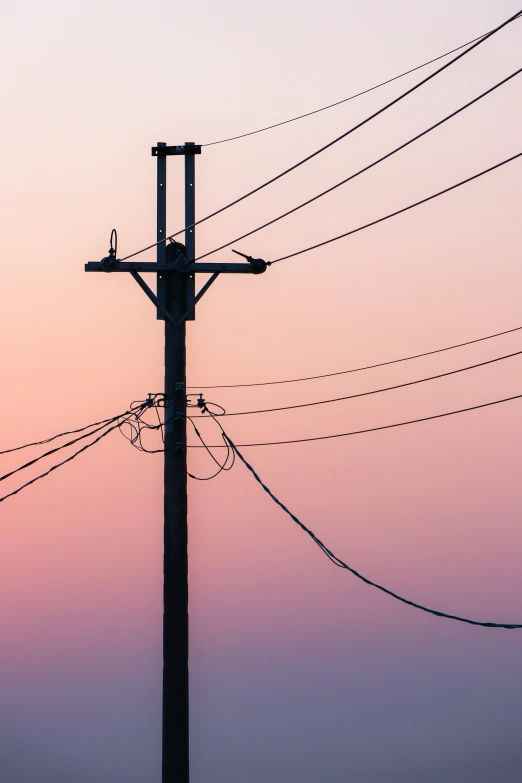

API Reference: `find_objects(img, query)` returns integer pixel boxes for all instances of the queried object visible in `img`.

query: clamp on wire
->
[186,393,224,416]
[194,394,226,416]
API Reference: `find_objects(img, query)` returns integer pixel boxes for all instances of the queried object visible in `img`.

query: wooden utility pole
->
[85,141,268,783]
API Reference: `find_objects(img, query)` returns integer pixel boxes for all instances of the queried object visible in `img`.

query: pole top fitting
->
[152,144,202,156]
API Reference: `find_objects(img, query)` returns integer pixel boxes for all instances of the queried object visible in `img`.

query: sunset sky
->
[1,1,522,781]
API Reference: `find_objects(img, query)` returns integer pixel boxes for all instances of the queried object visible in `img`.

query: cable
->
[117,395,166,454]
[188,325,522,390]
[0,413,133,485]
[271,151,522,263]
[216,419,522,628]
[0,415,134,505]
[118,9,521,263]
[196,68,522,260]
[0,415,119,456]
[200,25,513,147]
[215,348,522,417]
[0,399,165,504]
[187,416,235,480]
[187,391,522,448]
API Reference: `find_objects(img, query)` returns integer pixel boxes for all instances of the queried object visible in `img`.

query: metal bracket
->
[152,145,202,156]
[175,272,220,325]
[129,269,222,328]
[129,269,223,328]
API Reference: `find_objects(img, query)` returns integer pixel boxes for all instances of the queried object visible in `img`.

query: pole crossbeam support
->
[152,144,202,156]
[85,261,259,275]
[129,270,180,327]
[85,260,261,274]
[128,269,222,327]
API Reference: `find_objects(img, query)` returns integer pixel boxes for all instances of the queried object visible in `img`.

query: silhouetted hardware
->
[151,144,202,156]
[231,248,268,274]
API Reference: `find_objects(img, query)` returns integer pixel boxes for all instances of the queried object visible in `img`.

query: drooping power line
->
[216,417,522,629]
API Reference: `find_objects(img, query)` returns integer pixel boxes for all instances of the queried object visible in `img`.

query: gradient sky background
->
[1,1,522,781]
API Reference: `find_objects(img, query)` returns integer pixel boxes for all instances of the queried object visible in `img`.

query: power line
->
[0,413,129,485]
[271,151,522,264]
[218,419,522,628]
[0,415,133,505]
[186,417,235,480]
[118,9,521,263]
[216,348,522,417]
[0,400,159,504]
[200,28,497,147]
[0,414,119,456]
[195,68,522,260]
[188,391,522,448]
[188,324,522,390]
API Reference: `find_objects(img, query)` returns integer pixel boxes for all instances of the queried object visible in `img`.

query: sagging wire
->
[186,395,235,480]
[118,393,167,454]
[204,408,522,630]
[115,393,234,478]
[113,392,235,481]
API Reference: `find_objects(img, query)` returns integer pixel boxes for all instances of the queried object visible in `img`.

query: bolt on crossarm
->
[85,141,268,783]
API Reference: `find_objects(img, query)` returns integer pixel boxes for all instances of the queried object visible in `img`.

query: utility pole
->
[85,142,268,783]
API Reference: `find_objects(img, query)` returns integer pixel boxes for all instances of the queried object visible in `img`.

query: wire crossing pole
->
[84,141,268,783]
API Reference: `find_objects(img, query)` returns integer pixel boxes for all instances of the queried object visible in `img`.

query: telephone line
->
[200,27,497,147]
[0,417,131,505]
[0,414,119,456]
[188,324,522,389]
[271,151,522,263]
[195,68,521,260]
[217,348,522,417]
[0,413,129,485]
[188,392,522,448]
[118,8,521,263]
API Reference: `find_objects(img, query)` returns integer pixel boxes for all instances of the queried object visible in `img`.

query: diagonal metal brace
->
[130,270,179,328]
[176,272,220,326]
[130,269,220,328]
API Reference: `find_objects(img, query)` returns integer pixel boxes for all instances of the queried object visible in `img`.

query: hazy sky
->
[1,1,522,781]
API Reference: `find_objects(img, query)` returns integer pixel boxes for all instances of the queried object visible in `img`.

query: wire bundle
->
[0,397,162,504]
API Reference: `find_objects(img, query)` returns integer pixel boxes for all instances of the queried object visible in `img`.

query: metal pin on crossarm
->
[84,142,268,783]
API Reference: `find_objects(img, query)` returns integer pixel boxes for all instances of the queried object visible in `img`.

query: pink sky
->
[1,1,522,781]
